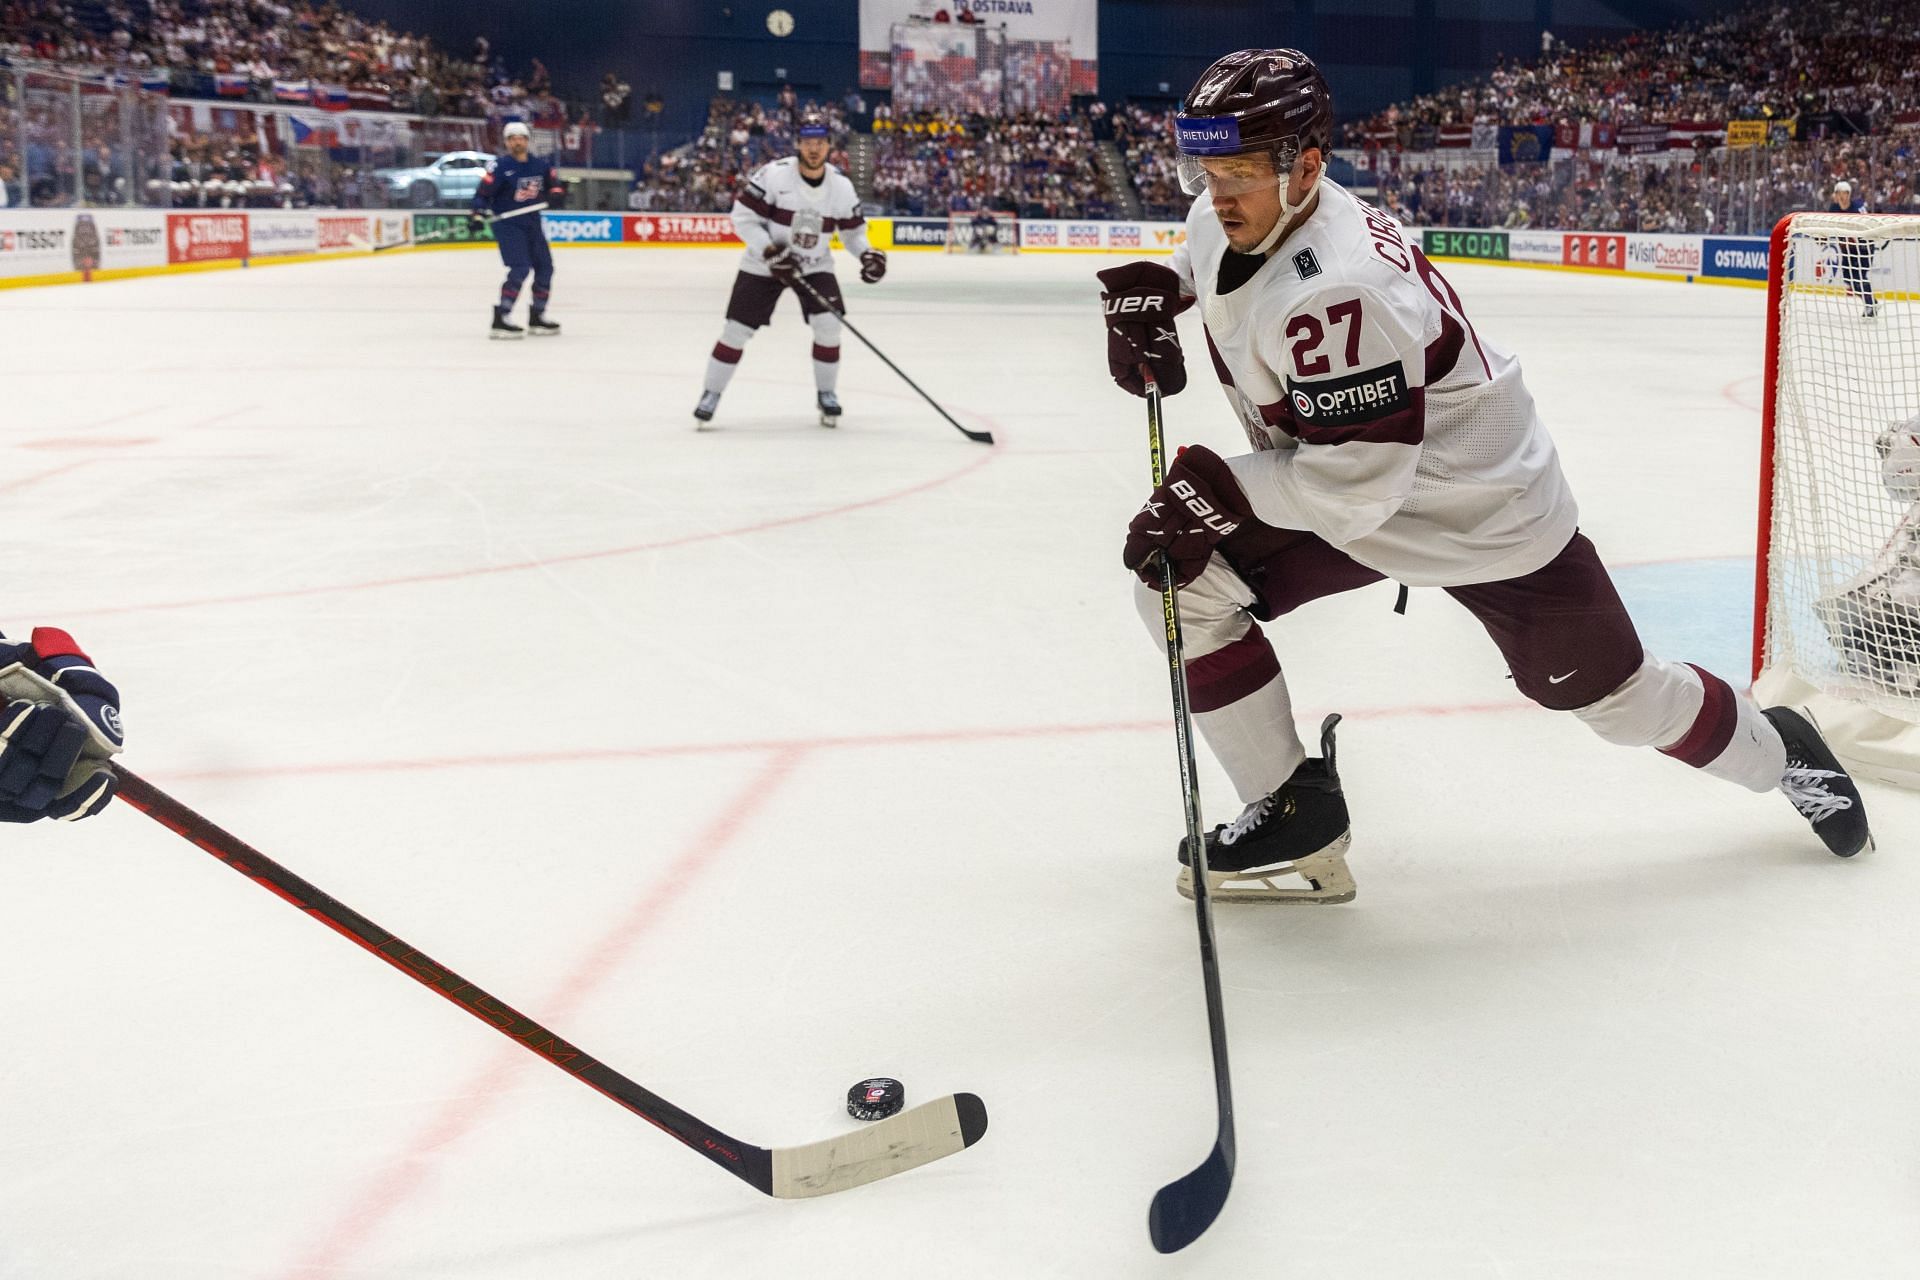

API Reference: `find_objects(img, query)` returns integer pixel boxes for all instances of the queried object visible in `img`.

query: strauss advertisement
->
[168,213,249,263]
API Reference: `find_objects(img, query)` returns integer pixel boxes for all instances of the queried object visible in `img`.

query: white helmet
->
[503,122,531,141]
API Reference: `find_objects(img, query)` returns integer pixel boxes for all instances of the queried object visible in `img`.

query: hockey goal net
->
[945,210,1018,254]
[1754,210,1920,786]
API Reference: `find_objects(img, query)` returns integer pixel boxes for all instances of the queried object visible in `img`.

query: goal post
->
[945,209,1019,254]
[1753,210,1920,787]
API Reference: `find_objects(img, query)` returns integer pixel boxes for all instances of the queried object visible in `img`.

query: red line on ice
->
[279,746,807,1278]
[54,444,1004,618]
[154,701,1525,786]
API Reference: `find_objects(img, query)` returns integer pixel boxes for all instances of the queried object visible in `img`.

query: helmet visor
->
[1176,149,1291,198]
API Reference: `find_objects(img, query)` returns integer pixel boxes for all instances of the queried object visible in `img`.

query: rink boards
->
[2,208,1911,298]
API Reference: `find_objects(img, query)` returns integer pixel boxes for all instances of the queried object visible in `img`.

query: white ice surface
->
[0,246,1915,1279]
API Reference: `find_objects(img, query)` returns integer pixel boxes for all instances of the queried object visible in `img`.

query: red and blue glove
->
[0,627,122,823]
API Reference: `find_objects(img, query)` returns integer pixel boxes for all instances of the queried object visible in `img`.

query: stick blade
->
[769,1092,988,1198]
[962,427,995,445]
[1148,1141,1233,1253]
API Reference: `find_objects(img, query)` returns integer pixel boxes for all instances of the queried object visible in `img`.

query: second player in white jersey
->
[694,110,888,430]
[1100,48,1871,903]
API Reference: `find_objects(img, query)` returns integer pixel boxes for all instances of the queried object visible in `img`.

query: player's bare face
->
[506,135,530,161]
[797,137,830,175]
[1201,155,1284,252]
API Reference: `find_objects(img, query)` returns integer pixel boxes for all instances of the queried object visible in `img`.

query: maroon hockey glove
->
[1097,261,1187,397]
[1123,445,1252,589]
[859,249,887,283]
[763,243,801,283]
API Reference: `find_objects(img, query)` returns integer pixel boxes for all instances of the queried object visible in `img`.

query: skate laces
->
[1220,793,1276,845]
[1782,765,1852,823]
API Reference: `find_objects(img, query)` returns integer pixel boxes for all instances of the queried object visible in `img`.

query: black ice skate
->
[1176,713,1356,904]
[1865,301,1880,319]
[490,307,524,340]
[818,390,841,428]
[1764,706,1873,857]
[693,390,721,428]
[527,309,561,337]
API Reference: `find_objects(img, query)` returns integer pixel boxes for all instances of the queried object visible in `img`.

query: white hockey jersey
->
[1172,179,1578,587]
[731,157,872,277]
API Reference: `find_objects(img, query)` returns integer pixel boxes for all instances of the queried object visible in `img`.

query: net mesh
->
[945,209,1017,254]
[1761,212,1920,769]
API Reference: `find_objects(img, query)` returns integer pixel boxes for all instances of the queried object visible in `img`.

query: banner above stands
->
[858,0,1097,97]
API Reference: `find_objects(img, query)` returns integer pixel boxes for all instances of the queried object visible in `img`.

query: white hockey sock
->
[1574,655,1786,793]
[705,320,754,396]
[1134,567,1306,805]
[1195,669,1306,805]
[813,351,840,394]
[809,311,841,394]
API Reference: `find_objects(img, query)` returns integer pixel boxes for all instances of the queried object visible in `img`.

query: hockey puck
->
[846,1077,905,1122]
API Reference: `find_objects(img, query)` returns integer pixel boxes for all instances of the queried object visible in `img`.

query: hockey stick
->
[359,227,458,254]
[1138,366,1238,1253]
[785,272,994,445]
[104,766,989,1198]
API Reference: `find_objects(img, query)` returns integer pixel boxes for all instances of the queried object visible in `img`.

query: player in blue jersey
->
[0,627,122,823]
[1826,179,1879,319]
[470,122,568,338]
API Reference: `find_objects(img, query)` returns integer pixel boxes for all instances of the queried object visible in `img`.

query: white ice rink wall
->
[9,208,1911,295]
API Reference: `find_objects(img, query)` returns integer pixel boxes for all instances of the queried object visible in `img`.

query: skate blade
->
[1177,835,1356,905]
[489,331,524,341]
[529,328,561,337]
[818,414,839,429]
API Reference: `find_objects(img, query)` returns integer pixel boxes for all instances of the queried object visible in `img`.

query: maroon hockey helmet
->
[1174,49,1333,197]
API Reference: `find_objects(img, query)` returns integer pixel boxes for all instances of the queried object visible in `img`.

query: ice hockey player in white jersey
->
[1098,48,1873,903]
[1819,415,1920,690]
[694,110,888,429]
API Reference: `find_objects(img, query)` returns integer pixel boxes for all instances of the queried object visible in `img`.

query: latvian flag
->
[1437,123,1473,148]
[273,78,311,104]
[315,82,349,110]
[214,72,249,97]
[349,87,392,110]
[1667,120,1725,150]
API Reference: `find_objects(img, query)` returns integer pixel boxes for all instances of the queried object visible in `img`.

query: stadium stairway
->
[1097,139,1143,219]
[847,132,877,204]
